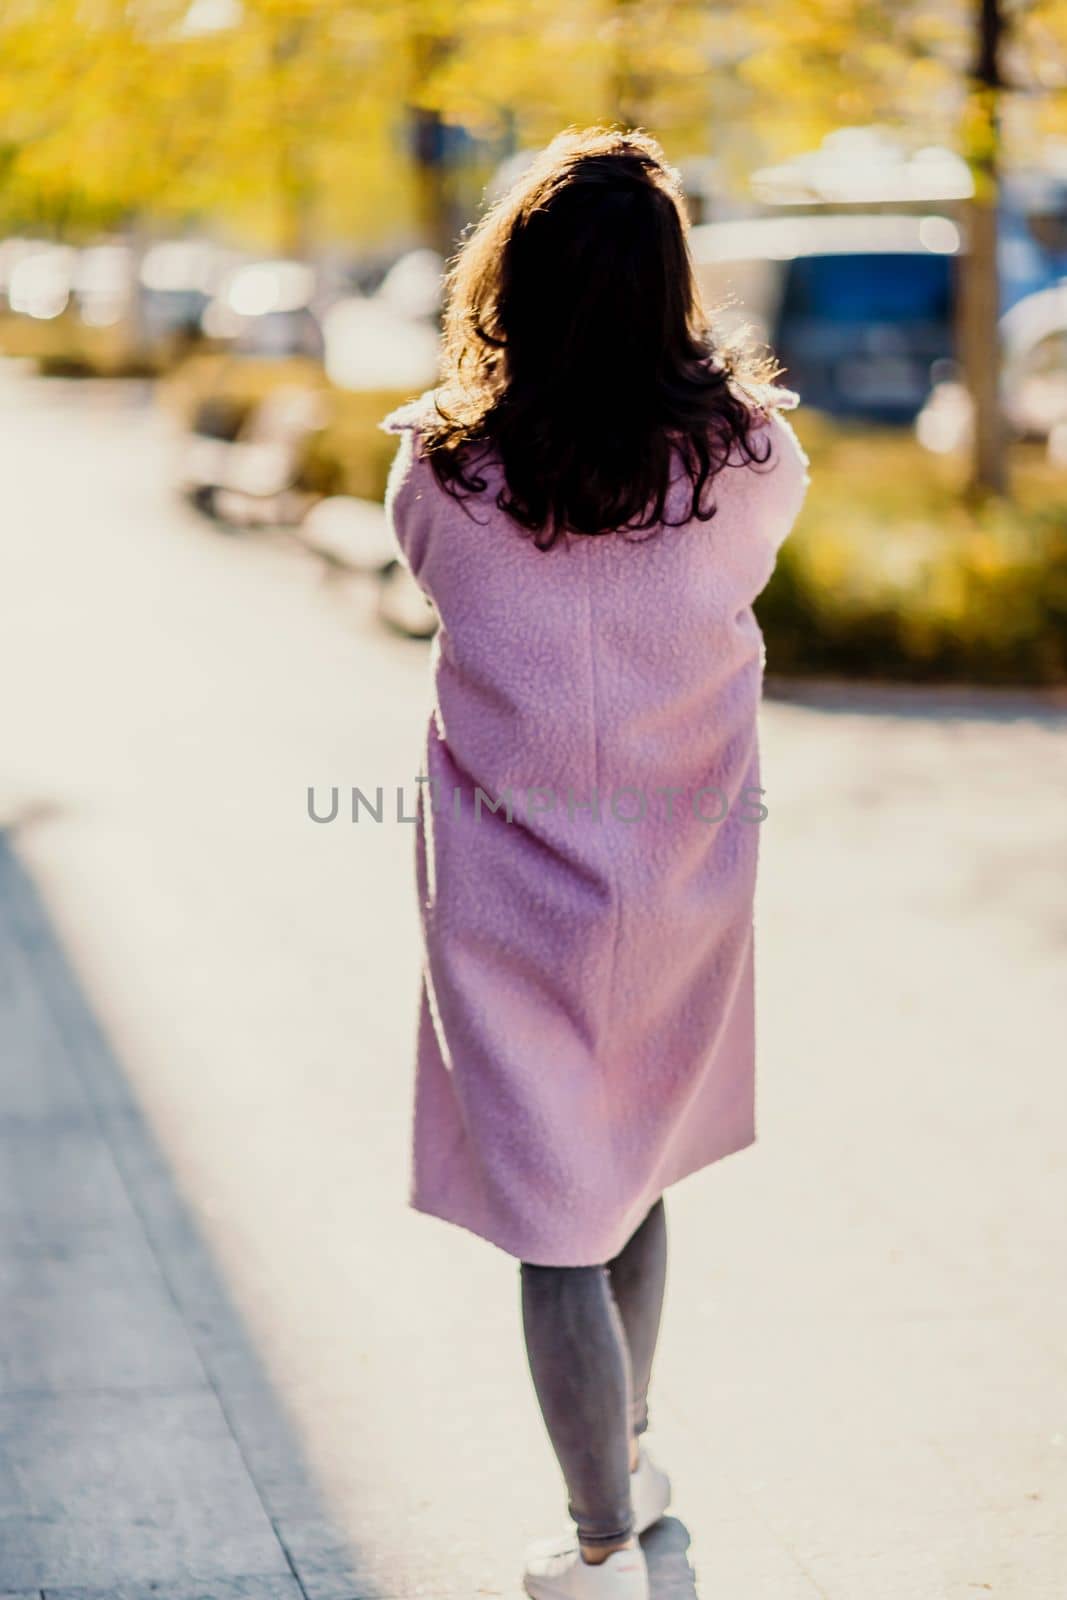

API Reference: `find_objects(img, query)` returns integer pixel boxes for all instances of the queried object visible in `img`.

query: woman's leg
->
[520,1260,634,1558]
[519,1200,668,1557]
[606,1198,667,1448]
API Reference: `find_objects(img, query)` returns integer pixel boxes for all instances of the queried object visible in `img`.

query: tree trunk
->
[612,0,639,127]
[958,0,1008,498]
[411,33,456,260]
[411,104,454,259]
[271,18,315,259]
[610,0,653,129]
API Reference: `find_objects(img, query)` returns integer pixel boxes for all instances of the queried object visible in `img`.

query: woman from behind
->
[382,126,810,1600]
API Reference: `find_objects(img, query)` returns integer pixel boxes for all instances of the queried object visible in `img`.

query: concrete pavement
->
[1,370,1065,1598]
[0,834,320,1598]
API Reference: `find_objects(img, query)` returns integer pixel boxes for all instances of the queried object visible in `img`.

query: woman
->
[382,126,809,1600]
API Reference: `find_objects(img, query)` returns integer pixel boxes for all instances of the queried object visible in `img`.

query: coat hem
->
[409,1126,757,1267]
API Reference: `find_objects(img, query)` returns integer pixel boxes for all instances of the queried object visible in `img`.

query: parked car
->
[199,258,325,356]
[689,212,960,423]
[999,168,1067,309]
[138,239,237,365]
[0,242,78,366]
[164,251,439,520]
[0,235,235,374]
[916,279,1067,462]
[748,131,1067,310]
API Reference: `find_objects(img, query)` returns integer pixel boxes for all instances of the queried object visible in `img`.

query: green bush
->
[757,416,1067,686]
[302,387,406,502]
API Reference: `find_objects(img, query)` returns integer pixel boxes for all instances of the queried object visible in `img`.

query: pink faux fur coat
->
[382,389,810,1266]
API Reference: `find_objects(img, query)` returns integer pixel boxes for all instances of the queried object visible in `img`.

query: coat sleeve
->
[760,404,811,559]
[733,388,811,600]
[380,393,437,583]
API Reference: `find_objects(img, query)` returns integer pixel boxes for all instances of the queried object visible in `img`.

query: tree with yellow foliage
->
[1,0,1064,498]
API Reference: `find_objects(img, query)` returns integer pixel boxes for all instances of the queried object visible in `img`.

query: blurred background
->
[1,0,1065,671]
[1,5,1066,1600]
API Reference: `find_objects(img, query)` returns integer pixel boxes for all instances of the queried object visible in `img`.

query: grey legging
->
[520,1198,667,1548]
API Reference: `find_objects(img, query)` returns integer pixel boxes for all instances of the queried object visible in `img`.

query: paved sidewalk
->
[0,834,363,1599]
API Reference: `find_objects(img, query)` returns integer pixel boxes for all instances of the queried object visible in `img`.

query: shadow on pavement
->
[642,1516,697,1599]
[0,827,378,1600]
[765,675,1067,724]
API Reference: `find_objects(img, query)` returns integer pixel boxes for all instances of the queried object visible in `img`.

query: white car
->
[916,280,1067,462]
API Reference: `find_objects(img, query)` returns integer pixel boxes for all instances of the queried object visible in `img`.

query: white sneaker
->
[631,1444,671,1535]
[523,1541,649,1600]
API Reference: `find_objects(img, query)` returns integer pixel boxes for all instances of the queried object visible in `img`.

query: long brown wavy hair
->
[420,126,784,551]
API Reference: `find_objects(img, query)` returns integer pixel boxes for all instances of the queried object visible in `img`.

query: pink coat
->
[382,390,810,1266]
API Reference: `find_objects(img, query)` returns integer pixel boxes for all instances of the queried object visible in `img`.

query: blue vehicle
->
[1000,171,1067,310]
[690,213,959,424]
[690,175,1067,426]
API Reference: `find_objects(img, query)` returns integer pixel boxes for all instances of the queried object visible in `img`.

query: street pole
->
[411,32,455,261]
[959,0,1009,498]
